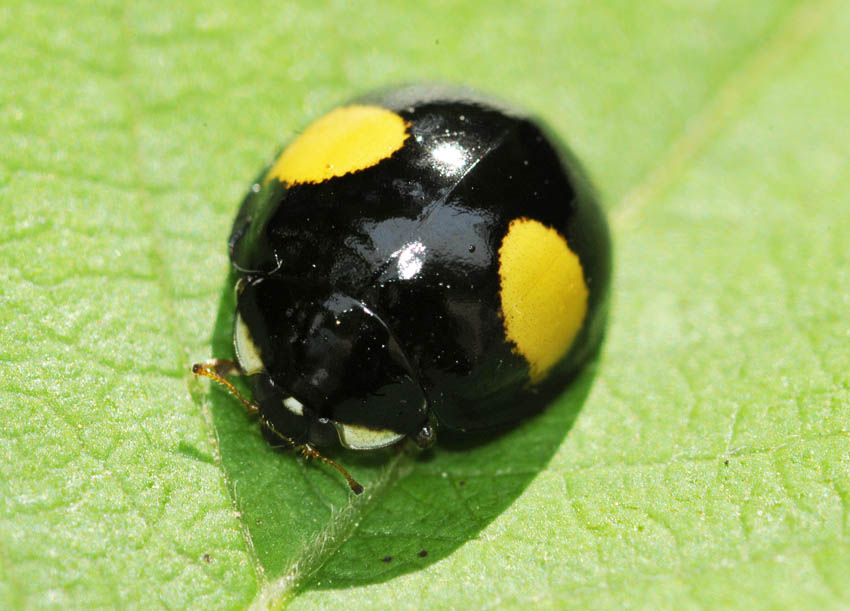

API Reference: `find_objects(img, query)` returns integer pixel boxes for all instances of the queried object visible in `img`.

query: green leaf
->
[2,0,849,608]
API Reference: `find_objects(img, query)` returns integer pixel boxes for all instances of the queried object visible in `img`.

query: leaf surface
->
[1,0,848,608]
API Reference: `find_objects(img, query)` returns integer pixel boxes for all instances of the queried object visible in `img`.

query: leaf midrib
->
[253,452,413,607]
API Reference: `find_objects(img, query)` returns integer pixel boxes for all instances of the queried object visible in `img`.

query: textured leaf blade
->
[1,0,848,608]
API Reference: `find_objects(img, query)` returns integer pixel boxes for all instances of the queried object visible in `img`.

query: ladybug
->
[194,86,611,493]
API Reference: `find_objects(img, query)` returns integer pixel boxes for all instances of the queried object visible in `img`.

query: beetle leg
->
[192,359,259,415]
[193,360,364,495]
[259,416,363,494]
[208,358,242,377]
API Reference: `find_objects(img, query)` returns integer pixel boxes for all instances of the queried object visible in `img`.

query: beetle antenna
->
[262,417,364,495]
[192,359,259,414]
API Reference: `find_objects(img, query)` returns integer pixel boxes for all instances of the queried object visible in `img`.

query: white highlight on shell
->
[283,396,304,416]
[334,422,405,450]
[234,312,264,375]
[391,240,426,280]
[431,141,467,174]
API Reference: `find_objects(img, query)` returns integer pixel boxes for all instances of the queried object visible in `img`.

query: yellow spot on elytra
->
[266,105,408,185]
[498,218,588,382]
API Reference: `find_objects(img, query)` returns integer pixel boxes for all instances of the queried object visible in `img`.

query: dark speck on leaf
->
[724,459,730,466]
[203,554,211,563]
[382,556,392,563]
[459,480,466,487]
[418,550,428,558]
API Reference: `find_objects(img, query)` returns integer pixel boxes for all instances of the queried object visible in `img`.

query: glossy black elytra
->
[194,86,611,493]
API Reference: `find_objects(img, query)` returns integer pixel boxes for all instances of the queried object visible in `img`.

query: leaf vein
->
[611,0,834,231]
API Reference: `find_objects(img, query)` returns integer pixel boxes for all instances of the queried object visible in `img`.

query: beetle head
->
[234,277,430,450]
